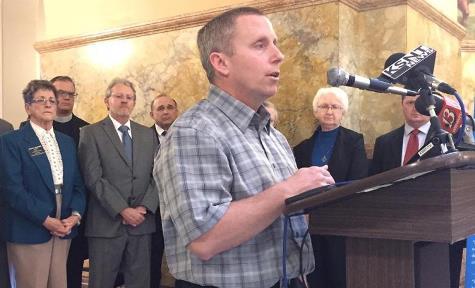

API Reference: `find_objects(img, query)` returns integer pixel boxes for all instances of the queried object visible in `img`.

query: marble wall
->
[39,0,468,149]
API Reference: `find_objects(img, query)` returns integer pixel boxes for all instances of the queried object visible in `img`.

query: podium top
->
[285,151,475,215]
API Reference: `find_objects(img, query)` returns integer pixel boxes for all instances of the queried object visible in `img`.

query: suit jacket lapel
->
[132,121,147,169]
[101,117,132,168]
[150,124,160,144]
[23,124,55,193]
[393,126,405,167]
[425,124,436,145]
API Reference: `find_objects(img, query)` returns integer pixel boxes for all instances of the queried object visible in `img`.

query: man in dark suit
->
[50,75,90,288]
[148,93,178,287]
[51,76,89,145]
[370,95,441,174]
[0,80,85,288]
[79,78,159,288]
[371,94,463,288]
[150,93,178,142]
[0,118,13,288]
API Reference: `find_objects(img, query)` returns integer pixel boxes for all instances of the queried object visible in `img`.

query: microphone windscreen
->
[414,93,443,116]
[327,67,346,87]
[384,52,405,69]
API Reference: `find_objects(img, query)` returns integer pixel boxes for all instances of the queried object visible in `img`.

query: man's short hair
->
[313,87,349,113]
[197,7,264,82]
[22,80,57,104]
[105,78,136,99]
[150,93,178,112]
[50,75,76,90]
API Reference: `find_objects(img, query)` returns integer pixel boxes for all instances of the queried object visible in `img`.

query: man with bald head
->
[149,93,178,287]
[150,94,178,142]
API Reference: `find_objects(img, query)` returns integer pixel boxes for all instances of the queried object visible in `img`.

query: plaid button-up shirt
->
[154,85,314,288]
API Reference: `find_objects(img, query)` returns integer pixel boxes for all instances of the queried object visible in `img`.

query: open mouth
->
[268,72,280,79]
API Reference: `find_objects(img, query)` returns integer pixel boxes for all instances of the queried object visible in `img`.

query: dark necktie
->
[403,129,419,165]
[118,125,132,161]
[162,130,167,136]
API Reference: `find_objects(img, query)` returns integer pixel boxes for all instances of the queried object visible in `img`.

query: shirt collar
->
[404,121,430,136]
[109,114,131,131]
[30,121,55,138]
[207,85,271,133]
[55,113,73,123]
[155,124,166,136]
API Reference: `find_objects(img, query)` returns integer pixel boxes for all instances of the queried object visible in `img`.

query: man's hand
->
[136,206,147,215]
[282,165,335,198]
[120,207,146,227]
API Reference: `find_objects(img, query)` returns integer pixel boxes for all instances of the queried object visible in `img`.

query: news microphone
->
[415,93,462,134]
[327,67,418,96]
[422,74,457,95]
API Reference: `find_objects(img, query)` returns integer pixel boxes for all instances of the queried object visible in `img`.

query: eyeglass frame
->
[29,98,57,106]
[110,94,136,101]
[316,104,343,111]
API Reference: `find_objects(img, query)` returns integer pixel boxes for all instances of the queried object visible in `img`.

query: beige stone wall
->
[338,5,408,146]
[461,50,475,113]
[41,0,248,39]
[38,0,469,149]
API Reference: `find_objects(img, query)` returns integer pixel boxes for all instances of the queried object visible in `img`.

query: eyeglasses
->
[317,104,343,111]
[57,90,77,98]
[30,98,57,105]
[111,94,135,101]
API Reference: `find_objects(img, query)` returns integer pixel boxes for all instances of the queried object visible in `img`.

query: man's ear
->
[209,52,230,77]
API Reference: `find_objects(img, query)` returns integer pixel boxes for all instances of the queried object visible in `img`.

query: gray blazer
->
[78,117,159,237]
[0,118,13,288]
[0,119,13,135]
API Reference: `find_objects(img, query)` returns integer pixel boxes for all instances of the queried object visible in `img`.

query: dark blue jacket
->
[0,122,86,244]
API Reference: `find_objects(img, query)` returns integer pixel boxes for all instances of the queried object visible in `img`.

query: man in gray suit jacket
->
[78,78,159,288]
[0,118,13,288]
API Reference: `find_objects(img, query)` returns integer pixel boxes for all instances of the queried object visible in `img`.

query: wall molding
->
[407,0,465,40]
[34,0,465,53]
[461,40,475,52]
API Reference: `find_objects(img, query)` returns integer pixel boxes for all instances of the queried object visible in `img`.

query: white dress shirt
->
[31,121,63,185]
[109,115,132,141]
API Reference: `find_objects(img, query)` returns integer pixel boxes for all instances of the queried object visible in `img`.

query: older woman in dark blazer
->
[294,87,368,288]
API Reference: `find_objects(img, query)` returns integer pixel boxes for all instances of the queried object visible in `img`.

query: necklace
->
[320,144,334,164]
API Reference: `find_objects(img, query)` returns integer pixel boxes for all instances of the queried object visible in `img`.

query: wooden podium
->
[285,151,475,288]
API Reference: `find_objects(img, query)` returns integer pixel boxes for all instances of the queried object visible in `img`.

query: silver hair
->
[312,87,349,113]
[105,78,136,99]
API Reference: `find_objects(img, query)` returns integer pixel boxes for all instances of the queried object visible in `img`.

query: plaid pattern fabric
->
[154,85,313,288]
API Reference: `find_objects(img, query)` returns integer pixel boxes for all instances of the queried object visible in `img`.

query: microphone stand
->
[407,87,457,163]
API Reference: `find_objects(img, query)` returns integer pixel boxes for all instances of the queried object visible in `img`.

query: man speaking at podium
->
[370,94,464,288]
[154,7,334,288]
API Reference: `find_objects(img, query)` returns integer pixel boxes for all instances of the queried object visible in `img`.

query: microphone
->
[381,46,457,94]
[422,74,457,95]
[327,67,418,96]
[415,93,462,134]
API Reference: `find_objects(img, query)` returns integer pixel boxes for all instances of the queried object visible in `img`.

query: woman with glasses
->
[0,80,86,288]
[293,87,368,288]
